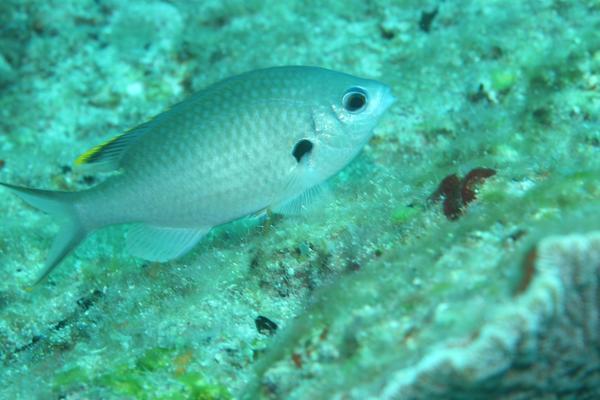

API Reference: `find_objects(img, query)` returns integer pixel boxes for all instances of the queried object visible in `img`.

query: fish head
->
[329,77,396,137]
[301,71,395,182]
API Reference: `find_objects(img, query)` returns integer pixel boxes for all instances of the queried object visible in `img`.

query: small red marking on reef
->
[430,167,496,220]
[0,160,5,169]
[401,326,418,345]
[430,174,463,220]
[430,174,459,202]
[174,350,194,376]
[461,167,496,204]
[291,352,303,368]
[515,247,537,296]
[449,329,482,348]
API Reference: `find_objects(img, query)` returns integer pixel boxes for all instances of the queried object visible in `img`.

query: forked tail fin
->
[1,182,87,285]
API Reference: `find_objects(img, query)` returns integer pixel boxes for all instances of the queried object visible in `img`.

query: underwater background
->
[0,0,598,399]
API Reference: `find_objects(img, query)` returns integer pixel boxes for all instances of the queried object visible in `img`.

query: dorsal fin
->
[74,122,151,172]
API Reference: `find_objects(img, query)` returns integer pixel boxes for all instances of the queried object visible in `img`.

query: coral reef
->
[382,232,600,399]
[247,232,600,399]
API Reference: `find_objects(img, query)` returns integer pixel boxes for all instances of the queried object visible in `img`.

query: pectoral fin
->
[126,225,210,262]
[272,184,329,216]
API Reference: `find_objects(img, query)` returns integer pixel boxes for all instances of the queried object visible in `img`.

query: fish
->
[1,66,395,284]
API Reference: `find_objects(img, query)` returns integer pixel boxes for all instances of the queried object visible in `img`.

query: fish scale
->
[1,66,395,283]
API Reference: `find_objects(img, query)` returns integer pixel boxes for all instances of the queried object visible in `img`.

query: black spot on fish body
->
[292,139,313,162]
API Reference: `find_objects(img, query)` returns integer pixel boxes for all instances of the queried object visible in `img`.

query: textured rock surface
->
[378,233,600,399]
[243,232,600,400]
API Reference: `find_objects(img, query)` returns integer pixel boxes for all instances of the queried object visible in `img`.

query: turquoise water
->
[0,1,598,399]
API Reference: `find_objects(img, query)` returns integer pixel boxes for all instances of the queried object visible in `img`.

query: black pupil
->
[292,139,313,162]
[345,92,366,111]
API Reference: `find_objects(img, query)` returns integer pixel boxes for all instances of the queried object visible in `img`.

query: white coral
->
[378,232,600,399]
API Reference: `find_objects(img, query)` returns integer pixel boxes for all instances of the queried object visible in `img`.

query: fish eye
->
[342,87,368,113]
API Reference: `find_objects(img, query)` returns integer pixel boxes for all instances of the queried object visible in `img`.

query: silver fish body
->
[2,66,395,283]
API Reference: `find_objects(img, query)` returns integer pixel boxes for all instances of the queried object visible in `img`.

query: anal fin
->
[126,224,210,262]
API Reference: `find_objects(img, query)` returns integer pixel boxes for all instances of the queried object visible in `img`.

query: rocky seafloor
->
[0,1,598,399]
